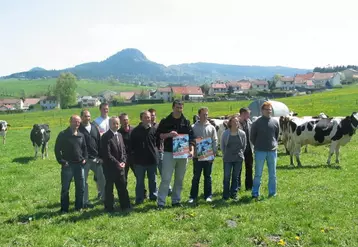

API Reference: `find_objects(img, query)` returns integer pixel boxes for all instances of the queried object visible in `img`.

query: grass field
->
[0,79,154,98]
[1,86,358,246]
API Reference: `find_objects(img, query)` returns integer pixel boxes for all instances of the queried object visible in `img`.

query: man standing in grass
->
[250,102,279,200]
[94,102,110,136]
[130,110,158,204]
[188,107,217,204]
[101,116,131,212]
[156,100,194,209]
[55,115,88,213]
[79,109,106,208]
[118,113,135,180]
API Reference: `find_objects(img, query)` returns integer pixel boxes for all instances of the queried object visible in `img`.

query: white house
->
[208,83,227,95]
[276,77,295,90]
[313,72,341,87]
[40,96,60,110]
[80,96,101,107]
[152,87,172,102]
[251,80,269,91]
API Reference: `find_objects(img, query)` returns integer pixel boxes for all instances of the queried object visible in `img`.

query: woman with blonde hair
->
[220,115,246,200]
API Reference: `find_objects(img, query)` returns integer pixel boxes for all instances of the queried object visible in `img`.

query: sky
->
[0,0,357,76]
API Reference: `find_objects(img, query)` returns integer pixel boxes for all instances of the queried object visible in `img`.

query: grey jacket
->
[220,129,247,160]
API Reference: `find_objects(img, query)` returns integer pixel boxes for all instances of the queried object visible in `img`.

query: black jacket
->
[79,123,101,159]
[100,130,127,169]
[130,124,158,166]
[55,127,88,165]
[156,113,194,152]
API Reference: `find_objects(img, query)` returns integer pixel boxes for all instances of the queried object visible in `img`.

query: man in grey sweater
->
[250,101,279,199]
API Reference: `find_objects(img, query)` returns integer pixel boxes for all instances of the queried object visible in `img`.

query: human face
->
[173,103,183,115]
[230,117,239,130]
[141,112,151,125]
[240,111,250,121]
[70,116,81,130]
[150,112,156,124]
[81,111,91,125]
[262,106,272,117]
[100,105,109,117]
[199,109,208,123]
[120,115,129,127]
[110,118,120,132]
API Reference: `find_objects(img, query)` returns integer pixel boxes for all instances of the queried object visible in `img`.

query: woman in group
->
[220,115,247,201]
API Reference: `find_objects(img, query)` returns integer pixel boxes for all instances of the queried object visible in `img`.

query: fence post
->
[60,118,62,127]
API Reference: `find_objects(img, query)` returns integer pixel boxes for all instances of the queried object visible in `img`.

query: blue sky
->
[0,0,357,76]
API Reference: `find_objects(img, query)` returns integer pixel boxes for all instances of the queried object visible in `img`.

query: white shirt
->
[84,124,92,133]
[94,116,109,135]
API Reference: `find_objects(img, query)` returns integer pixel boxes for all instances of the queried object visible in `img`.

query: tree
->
[172,93,183,101]
[227,86,234,97]
[54,72,78,109]
[200,84,210,96]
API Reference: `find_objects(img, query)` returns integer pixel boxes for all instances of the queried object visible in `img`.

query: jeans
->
[223,161,242,199]
[252,150,277,197]
[158,152,188,206]
[84,159,106,204]
[238,149,253,190]
[135,164,157,203]
[189,158,213,199]
[60,163,85,211]
[157,151,172,193]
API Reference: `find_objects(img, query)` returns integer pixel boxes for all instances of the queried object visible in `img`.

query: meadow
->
[0,79,154,98]
[1,85,358,246]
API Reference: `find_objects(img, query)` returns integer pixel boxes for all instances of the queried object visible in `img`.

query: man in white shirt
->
[94,103,110,136]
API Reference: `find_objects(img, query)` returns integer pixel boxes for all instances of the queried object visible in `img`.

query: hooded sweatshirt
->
[192,120,218,158]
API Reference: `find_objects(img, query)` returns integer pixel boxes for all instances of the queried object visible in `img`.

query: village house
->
[152,87,172,102]
[79,96,101,107]
[276,77,295,91]
[171,86,204,101]
[0,98,23,110]
[251,80,269,91]
[208,83,227,95]
[312,72,341,88]
[118,92,135,102]
[340,68,358,84]
[39,96,60,110]
[294,78,315,89]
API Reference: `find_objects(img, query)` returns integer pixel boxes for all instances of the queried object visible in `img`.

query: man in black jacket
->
[101,116,131,212]
[118,113,135,180]
[130,110,158,204]
[55,115,88,213]
[156,100,194,209]
[79,110,106,207]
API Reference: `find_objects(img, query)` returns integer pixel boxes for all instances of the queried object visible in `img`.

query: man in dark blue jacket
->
[55,115,88,213]
[130,110,158,204]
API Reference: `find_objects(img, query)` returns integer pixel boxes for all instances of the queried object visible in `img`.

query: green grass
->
[1,86,358,246]
[0,79,154,98]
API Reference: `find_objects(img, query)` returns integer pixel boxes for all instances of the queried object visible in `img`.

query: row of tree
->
[313,65,358,73]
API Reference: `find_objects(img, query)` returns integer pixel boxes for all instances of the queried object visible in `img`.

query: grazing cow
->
[0,120,10,144]
[30,124,51,159]
[282,112,358,166]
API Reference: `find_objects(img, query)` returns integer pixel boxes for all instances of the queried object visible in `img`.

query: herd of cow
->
[1,110,357,166]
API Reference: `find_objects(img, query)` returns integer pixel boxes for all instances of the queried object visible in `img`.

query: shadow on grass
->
[12,156,35,164]
[277,164,342,170]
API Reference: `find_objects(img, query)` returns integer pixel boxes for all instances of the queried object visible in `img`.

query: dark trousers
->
[190,159,213,199]
[60,163,85,211]
[223,161,243,199]
[125,159,136,180]
[238,149,253,190]
[135,164,157,203]
[103,167,130,210]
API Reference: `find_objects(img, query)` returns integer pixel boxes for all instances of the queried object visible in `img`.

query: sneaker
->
[268,193,277,198]
[205,197,212,203]
[188,198,194,203]
[251,196,259,202]
[157,205,165,211]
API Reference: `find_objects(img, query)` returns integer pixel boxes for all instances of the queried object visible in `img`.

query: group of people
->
[54,100,279,213]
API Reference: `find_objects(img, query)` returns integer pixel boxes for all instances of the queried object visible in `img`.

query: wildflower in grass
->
[278,239,286,246]
[295,236,300,240]
[321,229,325,233]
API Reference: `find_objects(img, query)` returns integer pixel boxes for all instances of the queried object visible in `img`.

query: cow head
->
[0,121,8,132]
[351,112,358,129]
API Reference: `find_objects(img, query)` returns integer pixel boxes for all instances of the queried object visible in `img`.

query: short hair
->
[140,110,150,119]
[99,102,109,110]
[109,116,119,125]
[119,113,128,119]
[69,115,81,122]
[198,107,208,115]
[148,108,156,114]
[261,101,273,110]
[227,114,239,129]
[172,99,184,108]
[80,109,90,117]
[239,107,250,114]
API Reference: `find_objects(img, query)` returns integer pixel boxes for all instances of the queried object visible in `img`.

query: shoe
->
[172,203,183,208]
[97,192,102,200]
[105,207,114,213]
[168,189,173,196]
[59,209,68,214]
[157,205,165,211]
[205,197,212,203]
[84,203,94,209]
[268,193,277,198]
[251,196,259,201]
[188,198,194,204]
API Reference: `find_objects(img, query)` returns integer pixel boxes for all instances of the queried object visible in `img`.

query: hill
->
[3,48,310,83]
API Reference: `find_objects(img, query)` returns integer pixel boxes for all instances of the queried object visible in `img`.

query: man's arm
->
[54,132,66,165]
[118,134,127,164]
[250,121,257,146]
[101,135,121,167]
[211,126,218,155]
[81,135,88,162]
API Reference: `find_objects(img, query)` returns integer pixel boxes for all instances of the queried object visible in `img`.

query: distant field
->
[1,85,358,246]
[0,78,154,98]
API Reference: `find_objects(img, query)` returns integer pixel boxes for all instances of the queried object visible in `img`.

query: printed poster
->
[173,134,189,159]
[196,137,214,161]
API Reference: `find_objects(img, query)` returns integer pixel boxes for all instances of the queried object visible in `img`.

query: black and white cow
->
[282,112,358,166]
[30,124,51,159]
[0,120,10,144]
